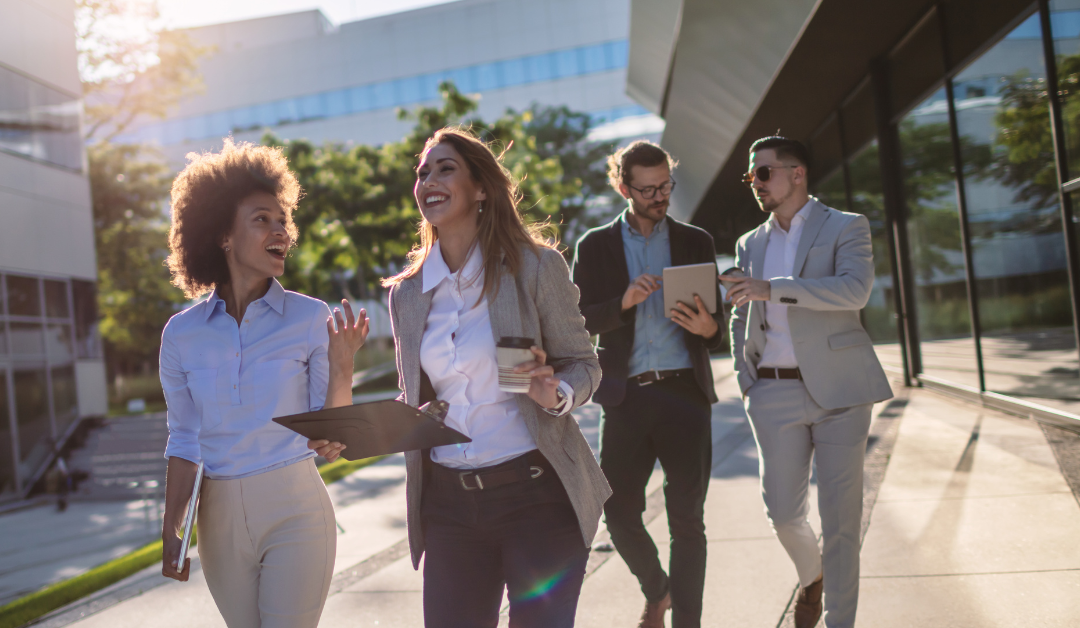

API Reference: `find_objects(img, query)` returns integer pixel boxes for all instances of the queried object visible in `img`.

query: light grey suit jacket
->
[388,244,612,569]
[730,199,893,410]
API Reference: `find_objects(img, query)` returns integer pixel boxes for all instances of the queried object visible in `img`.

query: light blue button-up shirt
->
[621,211,693,377]
[160,279,332,480]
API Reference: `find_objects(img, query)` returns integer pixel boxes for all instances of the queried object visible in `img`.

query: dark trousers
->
[600,373,712,628]
[421,451,590,628]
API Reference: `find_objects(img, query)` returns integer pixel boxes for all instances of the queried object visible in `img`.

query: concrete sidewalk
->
[29,359,1080,627]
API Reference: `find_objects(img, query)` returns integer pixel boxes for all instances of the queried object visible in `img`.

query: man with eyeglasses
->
[572,140,723,628]
[722,136,892,628]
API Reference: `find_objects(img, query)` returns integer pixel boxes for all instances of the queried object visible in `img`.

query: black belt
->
[758,367,802,380]
[631,368,693,386]
[431,450,549,492]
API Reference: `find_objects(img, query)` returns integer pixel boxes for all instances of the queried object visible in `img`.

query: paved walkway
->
[22,359,1080,627]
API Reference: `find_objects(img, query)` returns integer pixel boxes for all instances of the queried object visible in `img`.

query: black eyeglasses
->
[627,179,676,199]
[741,165,798,188]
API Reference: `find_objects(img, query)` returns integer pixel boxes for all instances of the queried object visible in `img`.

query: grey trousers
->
[744,378,871,628]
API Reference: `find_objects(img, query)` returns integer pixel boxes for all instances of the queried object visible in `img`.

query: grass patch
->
[0,455,385,628]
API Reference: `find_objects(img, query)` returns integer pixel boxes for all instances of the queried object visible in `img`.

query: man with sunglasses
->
[572,140,724,628]
[722,136,892,628]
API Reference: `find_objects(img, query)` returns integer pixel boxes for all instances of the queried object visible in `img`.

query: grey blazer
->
[730,199,893,410]
[388,244,612,569]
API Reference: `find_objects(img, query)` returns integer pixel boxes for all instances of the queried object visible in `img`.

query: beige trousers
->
[198,458,336,628]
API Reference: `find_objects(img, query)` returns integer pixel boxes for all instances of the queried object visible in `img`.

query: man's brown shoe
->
[794,576,823,628]
[637,592,671,628]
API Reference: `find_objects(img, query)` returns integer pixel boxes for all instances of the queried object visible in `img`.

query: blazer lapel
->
[791,200,830,277]
[667,217,690,268]
[748,226,769,280]
[606,218,630,285]
[486,258,542,439]
[398,271,433,406]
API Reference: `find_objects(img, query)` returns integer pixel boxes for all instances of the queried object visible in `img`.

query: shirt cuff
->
[542,380,576,417]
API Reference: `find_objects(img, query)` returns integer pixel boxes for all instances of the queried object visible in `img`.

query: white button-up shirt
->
[759,200,814,368]
[420,242,573,469]
[160,279,331,479]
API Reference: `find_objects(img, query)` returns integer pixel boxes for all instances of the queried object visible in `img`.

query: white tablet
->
[662,263,718,317]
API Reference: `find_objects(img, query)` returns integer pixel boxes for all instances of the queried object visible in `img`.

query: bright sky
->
[157,0,459,29]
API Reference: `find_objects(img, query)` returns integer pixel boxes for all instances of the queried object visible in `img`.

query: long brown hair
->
[382,126,551,300]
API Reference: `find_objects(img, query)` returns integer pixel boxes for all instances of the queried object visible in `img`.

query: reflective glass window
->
[0,371,14,495]
[900,88,980,388]
[162,120,184,145]
[253,103,277,127]
[184,116,208,142]
[1051,1,1080,178]
[420,73,445,101]
[608,40,630,67]
[395,77,422,105]
[525,54,553,82]
[51,365,77,433]
[10,323,44,356]
[581,44,607,73]
[814,166,848,211]
[848,141,901,353]
[447,68,474,93]
[274,99,299,124]
[552,49,580,78]
[955,13,1079,401]
[231,105,255,131]
[14,369,50,474]
[349,85,374,113]
[326,90,348,117]
[0,65,82,170]
[44,280,68,319]
[207,111,231,137]
[475,63,500,90]
[500,58,526,87]
[299,93,326,120]
[7,275,39,317]
[371,82,395,109]
[46,325,73,363]
[72,280,101,359]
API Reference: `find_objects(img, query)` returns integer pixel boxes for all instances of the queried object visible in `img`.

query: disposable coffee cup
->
[719,266,746,291]
[496,337,535,393]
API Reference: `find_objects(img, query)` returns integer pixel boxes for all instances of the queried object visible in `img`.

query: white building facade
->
[0,0,108,498]
[116,0,661,162]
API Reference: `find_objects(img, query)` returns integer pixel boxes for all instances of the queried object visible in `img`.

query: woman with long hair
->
[384,127,610,627]
[158,139,368,627]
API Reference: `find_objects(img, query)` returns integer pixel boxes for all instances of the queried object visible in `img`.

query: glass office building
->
[1,0,107,499]
[632,0,1080,427]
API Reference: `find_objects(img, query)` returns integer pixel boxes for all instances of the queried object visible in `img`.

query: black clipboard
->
[272,400,470,460]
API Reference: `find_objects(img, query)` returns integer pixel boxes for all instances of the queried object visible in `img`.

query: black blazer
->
[572,215,725,406]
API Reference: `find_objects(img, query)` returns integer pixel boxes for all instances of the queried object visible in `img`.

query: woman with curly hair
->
[158,138,367,628]
[383,127,609,627]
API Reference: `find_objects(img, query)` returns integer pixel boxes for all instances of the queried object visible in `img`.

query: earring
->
[224,246,230,252]
[477,201,483,214]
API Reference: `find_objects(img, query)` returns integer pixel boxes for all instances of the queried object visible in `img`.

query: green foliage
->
[270,82,613,300]
[88,142,186,376]
[77,0,209,142]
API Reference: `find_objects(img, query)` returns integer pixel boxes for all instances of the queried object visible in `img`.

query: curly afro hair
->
[166,138,302,299]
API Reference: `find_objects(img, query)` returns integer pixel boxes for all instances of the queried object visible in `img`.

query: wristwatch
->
[543,386,568,416]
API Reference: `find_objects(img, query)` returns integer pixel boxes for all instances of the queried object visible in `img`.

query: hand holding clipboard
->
[162,460,203,582]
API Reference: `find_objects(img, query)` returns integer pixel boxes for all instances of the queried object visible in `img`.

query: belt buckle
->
[640,369,660,386]
[459,472,484,491]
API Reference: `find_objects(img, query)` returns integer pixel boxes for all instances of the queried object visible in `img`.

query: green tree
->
[271,82,608,301]
[76,0,206,377]
[88,143,183,375]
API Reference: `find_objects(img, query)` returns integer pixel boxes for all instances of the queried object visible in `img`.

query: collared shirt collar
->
[422,240,484,294]
[766,198,815,234]
[203,278,286,321]
[620,208,668,238]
